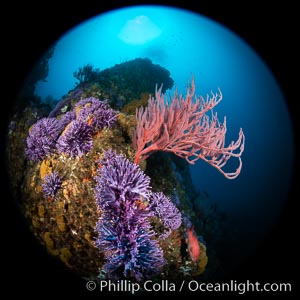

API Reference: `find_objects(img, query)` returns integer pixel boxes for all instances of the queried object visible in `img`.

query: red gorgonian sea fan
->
[133,78,245,179]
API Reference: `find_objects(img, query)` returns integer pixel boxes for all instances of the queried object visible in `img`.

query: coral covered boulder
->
[7,59,246,284]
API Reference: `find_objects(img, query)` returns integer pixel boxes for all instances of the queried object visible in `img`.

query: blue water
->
[35,5,294,259]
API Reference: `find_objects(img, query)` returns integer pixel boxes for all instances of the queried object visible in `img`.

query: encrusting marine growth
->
[22,77,245,281]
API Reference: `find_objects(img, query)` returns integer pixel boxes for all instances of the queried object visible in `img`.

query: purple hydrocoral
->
[94,150,165,281]
[25,96,118,161]
[55,98,117,157]
[75,97,110,111]
[151,192,182,239]
[95,149,151,204]
[25,117,61,161]
[56,120,93,157]
[42,171,62,199]
[58,111,76,130]
[75,97,117,133]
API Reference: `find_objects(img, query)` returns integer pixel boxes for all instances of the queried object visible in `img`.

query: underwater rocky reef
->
[6,58,244,283]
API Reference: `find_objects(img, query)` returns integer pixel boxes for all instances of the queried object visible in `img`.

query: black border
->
[2,1,297,297]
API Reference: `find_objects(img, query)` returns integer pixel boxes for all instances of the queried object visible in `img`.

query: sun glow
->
[118,15,161,45]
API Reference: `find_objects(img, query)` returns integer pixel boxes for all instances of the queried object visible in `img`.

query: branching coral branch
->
[94,150,166,281]
[133,78,245,179]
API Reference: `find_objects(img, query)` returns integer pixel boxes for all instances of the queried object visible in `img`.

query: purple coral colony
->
[24,79,245,281]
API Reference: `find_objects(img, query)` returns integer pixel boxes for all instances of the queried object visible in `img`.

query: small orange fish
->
[187,227,201,262]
